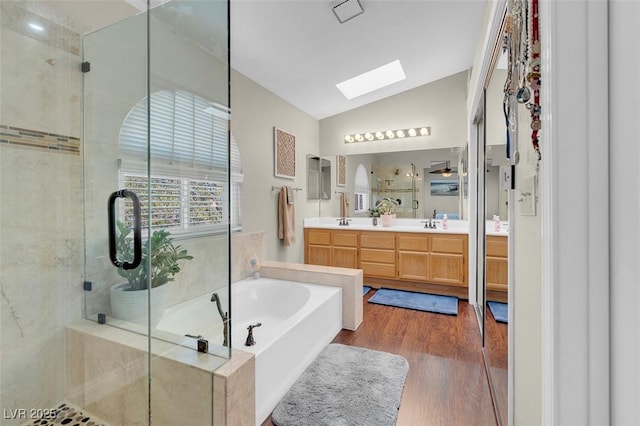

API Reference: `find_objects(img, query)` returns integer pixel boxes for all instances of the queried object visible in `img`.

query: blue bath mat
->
[488,301,508,323]
[368,288,458,315]
[363,286,372,296]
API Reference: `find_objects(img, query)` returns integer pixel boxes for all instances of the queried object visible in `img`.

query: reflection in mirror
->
[484,66,509,426]
[347,147,475,219]
[307,155,331,200]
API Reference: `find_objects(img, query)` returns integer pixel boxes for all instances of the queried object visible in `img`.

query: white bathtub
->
[155,277,343,425]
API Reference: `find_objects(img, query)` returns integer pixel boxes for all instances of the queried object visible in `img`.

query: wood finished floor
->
[263,289,498,426]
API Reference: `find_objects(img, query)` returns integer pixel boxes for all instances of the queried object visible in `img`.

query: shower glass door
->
[82,0,230,424]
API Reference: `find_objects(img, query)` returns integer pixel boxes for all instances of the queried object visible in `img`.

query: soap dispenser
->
[494,215,501,232]
[442,214,448,230]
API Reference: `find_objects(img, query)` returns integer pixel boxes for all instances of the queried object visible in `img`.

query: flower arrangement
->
[369,197,399,217]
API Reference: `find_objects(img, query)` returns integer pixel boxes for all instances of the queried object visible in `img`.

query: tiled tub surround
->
[64,259,360,426]
[156,277,342,425]
[259,260,364,331]
[65,321,253,426]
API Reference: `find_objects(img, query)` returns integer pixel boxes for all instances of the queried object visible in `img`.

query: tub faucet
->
[210,293,229,347]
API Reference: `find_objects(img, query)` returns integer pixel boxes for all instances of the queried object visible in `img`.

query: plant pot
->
[110,282,168,328]
[380,213,395,227]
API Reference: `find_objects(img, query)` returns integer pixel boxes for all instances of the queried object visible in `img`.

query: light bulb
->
[385,130,395,139]
[396,130,405,138]
[344,135,353,143]
[355,133,364,142]
[442,172,451,178]
[420,127,429,136]
[375,131,384,140]
[408,128,417,137]
[365,133,374,141]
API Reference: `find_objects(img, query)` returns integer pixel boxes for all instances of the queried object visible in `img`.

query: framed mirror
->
[307,155,331,200]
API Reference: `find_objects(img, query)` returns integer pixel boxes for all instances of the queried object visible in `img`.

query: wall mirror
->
[479,50,509,426]
[307,155,331,200]
[345,148,475,219]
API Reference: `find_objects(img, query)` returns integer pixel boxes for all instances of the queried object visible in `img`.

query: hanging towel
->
[340,192,349,218]
[278,186,295,246]
[286,185,294,205]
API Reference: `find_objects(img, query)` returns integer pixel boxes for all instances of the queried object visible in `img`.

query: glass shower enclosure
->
[1,1,230,424]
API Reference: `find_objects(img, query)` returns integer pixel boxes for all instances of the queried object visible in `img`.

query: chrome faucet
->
[336,217,351,226]
[210,293,229,347]
[421,219,438,229]
[432,209,437,219]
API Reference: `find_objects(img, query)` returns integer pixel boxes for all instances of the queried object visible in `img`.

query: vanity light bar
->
[344,126,431,143]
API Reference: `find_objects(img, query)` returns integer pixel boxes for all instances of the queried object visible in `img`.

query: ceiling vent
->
[332,0,364,24]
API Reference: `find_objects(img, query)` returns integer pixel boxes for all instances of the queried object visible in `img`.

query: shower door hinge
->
[83,281,92,291]
[81,61,90,73]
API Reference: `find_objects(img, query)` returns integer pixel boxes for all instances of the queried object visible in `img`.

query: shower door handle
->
[108,189,142,270]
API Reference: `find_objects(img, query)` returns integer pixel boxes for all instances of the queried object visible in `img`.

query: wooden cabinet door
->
[332,246,358,269]
[429,253,465,286]
[307,244,331,266]
[398,251,430,281]
[486,256,508,291]
[486,236,508,291]
[360,248,396,278]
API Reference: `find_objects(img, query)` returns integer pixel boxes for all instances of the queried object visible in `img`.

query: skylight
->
[336,60,406,100]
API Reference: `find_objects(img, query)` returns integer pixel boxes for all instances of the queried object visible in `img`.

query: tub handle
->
[245,322,262,346]
[107,189,142,270]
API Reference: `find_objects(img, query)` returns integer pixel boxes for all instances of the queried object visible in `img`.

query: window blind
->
[118,89,242,232]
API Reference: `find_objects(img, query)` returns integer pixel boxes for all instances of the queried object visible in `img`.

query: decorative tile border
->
[0,125,80,155]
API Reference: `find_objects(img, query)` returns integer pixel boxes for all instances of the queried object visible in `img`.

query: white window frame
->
[118,90,242,236]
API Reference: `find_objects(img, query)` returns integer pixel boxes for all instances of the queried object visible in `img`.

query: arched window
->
[119,89,242,234]
[353,164,370,213]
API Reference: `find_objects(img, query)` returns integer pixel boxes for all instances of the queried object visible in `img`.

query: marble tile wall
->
[231,231,266,284]
[66,321,252,426]
[0,3,83,423]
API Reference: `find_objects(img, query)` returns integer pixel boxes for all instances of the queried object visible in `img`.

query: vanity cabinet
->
[360,232,396,278]
[486,235,508,293]
[304,228,359,269]
[304,228,468,297]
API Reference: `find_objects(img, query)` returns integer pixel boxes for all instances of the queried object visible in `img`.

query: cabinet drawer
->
[306,229,331,245]
[431,235,465,254]
[486,236,507,258]
[332,232,358,247]
[397,234,429,252]
[360,248,395,264]
[361,262,396,278]
[360,232,396,249]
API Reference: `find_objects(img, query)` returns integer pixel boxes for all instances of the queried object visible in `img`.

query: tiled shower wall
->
[0,2,84,422]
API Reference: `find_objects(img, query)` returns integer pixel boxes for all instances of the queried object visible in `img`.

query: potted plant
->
[372,197,399,227]
[110,221,193,326]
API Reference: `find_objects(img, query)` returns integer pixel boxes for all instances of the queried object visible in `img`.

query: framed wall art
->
[336,154,346,187]
[274,127,296,179]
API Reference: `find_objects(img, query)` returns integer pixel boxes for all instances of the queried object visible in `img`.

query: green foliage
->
[369,197,399,216]
[115,221,194,291]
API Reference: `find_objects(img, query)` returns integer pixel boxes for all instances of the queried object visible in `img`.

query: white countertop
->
[303,217,509,236]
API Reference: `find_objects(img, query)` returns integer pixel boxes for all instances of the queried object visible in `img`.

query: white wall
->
[513,98,542,426]
[610,1,640,423]
[231,70,320,263]
[320,71,468,157]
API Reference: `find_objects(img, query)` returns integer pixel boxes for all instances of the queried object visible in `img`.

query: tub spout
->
[210,292,229,347]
